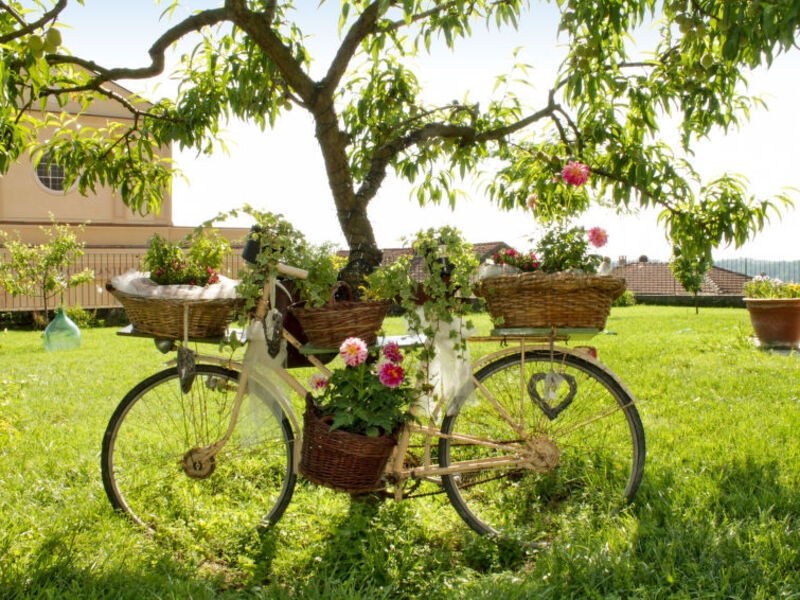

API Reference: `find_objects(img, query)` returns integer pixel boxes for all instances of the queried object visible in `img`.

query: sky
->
[52,1,800,261]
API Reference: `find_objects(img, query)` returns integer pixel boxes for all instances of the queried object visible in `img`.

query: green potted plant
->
[142,230,230,287]
[227,206,390,350]
[365,226,479,403]
[744,276,800,348]
[300,337,418,493]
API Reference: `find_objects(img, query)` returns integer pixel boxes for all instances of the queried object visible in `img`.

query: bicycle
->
[101,262,645,545]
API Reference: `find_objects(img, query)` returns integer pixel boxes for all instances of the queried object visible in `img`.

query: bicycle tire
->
[101,365,296,545]
[439,349,645,540]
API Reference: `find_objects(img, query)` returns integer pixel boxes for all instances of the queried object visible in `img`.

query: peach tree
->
[1,1,798,286]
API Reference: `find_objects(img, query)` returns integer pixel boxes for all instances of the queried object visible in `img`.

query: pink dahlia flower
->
[378,362,405,388]
[309,373,328,391]
[340,337,368,367]
[526,194,538,210]
[382,341,403,364]
[588,227,608,248]
[561,161,590,187]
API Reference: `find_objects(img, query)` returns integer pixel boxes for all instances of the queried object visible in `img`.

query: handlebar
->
[276,263,308,280]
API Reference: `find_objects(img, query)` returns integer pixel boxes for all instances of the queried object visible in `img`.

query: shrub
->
[64,305,104,328]
[613,290,637,307]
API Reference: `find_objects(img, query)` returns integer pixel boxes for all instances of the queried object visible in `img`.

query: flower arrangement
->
[142,230,230,286]
[486,225,608,276]
[534,225,608,274]
[309,338,417,437]
[744,276,800,299]
[206,207,344,319]
[491,248,539,272]
[364,226,478,359]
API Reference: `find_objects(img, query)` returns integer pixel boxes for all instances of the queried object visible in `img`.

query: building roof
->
[611,260,751,296]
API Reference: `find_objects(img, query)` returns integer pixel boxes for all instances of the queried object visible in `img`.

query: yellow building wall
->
[0,115,171,227]
[0,86,250,311]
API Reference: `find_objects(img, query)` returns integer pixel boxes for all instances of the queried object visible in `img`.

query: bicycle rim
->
[439,350,645,541]
[101,365,296,549]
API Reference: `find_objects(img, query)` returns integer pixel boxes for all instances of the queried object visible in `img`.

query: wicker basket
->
[299,397,397,493]
[476,272,626,329]
[289,281,390,349]
[106,281,242,339]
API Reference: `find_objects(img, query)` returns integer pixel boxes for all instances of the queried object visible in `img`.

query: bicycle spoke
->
[102,366,296,546]
[439,350,645,540]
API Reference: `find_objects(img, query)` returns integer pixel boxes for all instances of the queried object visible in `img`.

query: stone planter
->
[744,297,800,348]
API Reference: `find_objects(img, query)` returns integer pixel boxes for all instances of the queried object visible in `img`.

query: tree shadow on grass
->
[257,492,459,599]
[443,455,800,599]
[0,516,287,599]
[0,534,222,600]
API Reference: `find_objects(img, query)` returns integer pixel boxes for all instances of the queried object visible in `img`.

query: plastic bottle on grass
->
[43,307,81,351]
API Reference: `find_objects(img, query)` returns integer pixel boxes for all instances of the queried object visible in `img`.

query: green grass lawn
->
[2,305,800,599]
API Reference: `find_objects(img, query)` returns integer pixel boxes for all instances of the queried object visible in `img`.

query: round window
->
[35,152,67,191]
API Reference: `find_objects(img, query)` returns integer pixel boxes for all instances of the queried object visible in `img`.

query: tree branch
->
[225,0,315,104]
[356,99,558,203]
[383,0,470,32]
[320,0,486,100]
[0,0,66,44]
[0,1,27,27]
[46,7,230,85]
[319,1,383,96]
[590,165,678,214]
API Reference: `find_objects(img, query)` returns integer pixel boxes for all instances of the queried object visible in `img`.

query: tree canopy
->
[1,0,799,282]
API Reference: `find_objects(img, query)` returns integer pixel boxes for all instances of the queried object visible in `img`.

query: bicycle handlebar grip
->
[276,263,308,280]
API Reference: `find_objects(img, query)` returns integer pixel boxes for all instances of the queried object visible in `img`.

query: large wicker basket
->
[476,272,626,330]
[106,282,242,339]
[289,281,390,349]
[299,397,397,494]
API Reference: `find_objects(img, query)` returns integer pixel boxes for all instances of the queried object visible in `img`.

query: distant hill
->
[714,259,800,282]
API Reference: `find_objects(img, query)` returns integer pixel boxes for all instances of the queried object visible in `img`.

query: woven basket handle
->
[326,281,353,307]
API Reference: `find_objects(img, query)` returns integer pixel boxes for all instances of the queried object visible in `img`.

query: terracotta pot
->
[744,297,800,348]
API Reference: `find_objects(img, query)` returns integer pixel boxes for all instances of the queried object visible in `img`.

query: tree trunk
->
[312,103,382,293]
[41,288,50,327]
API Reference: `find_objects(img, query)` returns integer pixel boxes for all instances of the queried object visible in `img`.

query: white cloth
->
[110,269,240,300]
[406,307,477,418]
[242,319,290,424]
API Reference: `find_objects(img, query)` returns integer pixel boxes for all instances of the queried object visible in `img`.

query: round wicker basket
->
[299,397,397,494]
[476,271,626,329]
[289,282,390,348]
[106,282,242,339]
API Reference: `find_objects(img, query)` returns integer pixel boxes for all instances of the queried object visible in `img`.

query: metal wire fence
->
[713,258,800,282]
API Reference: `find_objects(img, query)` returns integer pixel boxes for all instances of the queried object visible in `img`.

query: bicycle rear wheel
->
[439,349,644,541]
[101,365,296,547]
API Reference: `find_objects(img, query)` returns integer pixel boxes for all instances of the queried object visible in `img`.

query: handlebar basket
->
[476,272,626,329]
[299,397,397,494]
[289,281,391,349]
[106,282,243,339]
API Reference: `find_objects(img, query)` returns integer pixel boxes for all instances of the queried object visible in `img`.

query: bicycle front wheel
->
[102,365,296,547]
[439,349,645,541]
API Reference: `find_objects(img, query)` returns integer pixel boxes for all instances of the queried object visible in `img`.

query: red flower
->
[561,161,590,187]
